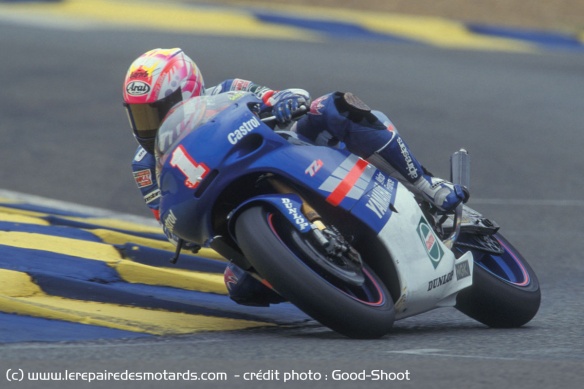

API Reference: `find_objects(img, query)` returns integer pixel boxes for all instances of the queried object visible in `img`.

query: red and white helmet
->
[123,48,204,153]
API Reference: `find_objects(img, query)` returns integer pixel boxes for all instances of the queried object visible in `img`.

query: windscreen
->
[155,93,241,157]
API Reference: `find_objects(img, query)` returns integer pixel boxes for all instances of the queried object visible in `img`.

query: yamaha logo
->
[126,81,151,96]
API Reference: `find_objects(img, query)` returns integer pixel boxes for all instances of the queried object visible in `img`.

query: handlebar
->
[260,105,308,123]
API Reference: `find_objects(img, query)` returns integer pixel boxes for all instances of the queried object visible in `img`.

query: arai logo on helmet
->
[126,81,151,96]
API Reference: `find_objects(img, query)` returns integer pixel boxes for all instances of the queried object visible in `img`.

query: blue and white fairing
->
[155,92,472,318]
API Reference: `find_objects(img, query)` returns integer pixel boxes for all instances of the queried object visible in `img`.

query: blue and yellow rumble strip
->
[0,0,582,53]
[0,194,309,343]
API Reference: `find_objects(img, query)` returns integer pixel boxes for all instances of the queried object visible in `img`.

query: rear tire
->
[235,206,395,338]
[454,233,540,327]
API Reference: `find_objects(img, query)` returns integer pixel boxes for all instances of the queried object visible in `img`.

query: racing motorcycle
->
[154,91,541,339]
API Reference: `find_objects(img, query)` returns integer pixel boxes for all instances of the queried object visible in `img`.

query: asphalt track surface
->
[1,1,584,388]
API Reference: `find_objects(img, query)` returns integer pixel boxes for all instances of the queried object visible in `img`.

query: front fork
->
[267,177,362,265]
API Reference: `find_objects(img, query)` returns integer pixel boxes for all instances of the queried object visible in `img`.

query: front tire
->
[235,206,395,339]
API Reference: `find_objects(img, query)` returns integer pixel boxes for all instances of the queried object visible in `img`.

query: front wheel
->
[454,233,541,328]
[234,206,395,339]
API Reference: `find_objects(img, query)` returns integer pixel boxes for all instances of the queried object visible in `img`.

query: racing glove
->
[264,89,310,123]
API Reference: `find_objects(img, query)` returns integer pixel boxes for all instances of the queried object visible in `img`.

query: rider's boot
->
[223,262,285,307]
[373,138,467,212]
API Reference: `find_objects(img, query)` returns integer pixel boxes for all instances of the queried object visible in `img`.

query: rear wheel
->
[454,233,540,327]
[235,206,395,339]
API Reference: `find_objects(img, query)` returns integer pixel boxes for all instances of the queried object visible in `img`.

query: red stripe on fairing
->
[326,158,369,206]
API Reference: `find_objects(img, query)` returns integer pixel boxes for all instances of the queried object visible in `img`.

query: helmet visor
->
[124,88,183,138]
[125,102,161,137]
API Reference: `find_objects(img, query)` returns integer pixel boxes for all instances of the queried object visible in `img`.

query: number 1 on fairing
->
[170,145,209,189]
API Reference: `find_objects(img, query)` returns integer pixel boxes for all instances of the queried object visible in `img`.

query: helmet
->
[123,48,204,153]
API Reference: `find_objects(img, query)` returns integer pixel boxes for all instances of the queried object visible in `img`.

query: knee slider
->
[334,92,382,125]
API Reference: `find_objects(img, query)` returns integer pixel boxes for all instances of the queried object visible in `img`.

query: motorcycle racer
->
[123,48,467,306]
